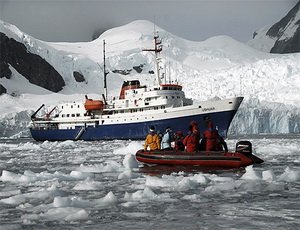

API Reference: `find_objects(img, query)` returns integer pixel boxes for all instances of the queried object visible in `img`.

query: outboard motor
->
[236,141,252,156]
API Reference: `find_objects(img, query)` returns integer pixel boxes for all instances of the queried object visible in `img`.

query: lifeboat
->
[136,141,263,169]
[84,99,104,111]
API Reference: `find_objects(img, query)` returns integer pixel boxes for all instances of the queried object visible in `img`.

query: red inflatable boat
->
[136,141,263,168]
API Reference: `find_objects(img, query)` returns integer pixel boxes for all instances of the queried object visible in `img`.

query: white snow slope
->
[0,20,300,137]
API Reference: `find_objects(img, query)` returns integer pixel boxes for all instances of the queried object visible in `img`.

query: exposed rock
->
[248,1,300,54]
[73,71,86,82]
[270,29,300,53]
[266,1,299,38]
[268,1,300,53]
[112,64,145,75]
[133,64,144,73]
[0,84,7,94]
[0,32,65,92]
[112,69,132,75]
[0,61,12,79]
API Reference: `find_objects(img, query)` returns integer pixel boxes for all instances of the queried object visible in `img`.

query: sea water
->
[0,135,299,230]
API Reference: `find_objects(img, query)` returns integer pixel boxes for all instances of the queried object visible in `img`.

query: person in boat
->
[144,126,161,151]
[183,121,200,152]
[203,120,228,152]
[161,127,173,150]
[174,131,185,151]
[157,130,163,144]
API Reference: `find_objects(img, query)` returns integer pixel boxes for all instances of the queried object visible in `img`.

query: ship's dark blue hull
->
[30,110,237,141]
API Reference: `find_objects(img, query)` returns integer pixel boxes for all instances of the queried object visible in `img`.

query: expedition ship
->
[30,33,243,141]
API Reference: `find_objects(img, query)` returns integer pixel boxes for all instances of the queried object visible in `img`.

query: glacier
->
[0,20,300,138]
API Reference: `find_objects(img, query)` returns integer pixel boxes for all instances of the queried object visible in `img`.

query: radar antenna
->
[143,32,163,85]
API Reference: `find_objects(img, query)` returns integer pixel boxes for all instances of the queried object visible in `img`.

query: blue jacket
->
[161,132,172,149]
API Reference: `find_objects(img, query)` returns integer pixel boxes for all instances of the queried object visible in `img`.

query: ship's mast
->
[103,40,108,99]
[143,32,163,85]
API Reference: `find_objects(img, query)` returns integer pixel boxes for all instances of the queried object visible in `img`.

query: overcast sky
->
[0,0,298,42]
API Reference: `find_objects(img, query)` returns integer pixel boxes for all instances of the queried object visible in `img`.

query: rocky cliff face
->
[249,1,300,54]
[268,1,300,53]
[0,84,6,94]
[0,32,65,93]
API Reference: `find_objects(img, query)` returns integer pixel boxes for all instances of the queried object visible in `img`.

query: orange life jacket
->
[144,133,160,151]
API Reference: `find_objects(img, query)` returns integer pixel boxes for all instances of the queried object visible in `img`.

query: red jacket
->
[183,132,200,152]
[174,137,185,151]
[203,129,223,151]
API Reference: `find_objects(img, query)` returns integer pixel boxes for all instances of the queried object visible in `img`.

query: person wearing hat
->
[203,121,228,152]
[161,127,173,150]
[183,121,200,152]
[174,131,185,151]
[144,126,160,151]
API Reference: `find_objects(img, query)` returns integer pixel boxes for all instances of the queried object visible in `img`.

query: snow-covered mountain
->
[248,1,300,53]
[0,19,300,138]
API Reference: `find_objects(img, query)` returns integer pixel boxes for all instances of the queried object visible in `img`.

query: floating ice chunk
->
[113,141,142,156]
[0,170,36,183]
[124,187,171,202]
[53,196,72,208]
[126,187,156,200]
[123,212,150,218]
[65,209,89,221]
[0,189,53,205]
[77,161,122,173]
[141,187,156,200]
[118,169,133,179]
[262,170,275,182]
[42,207,88,222]
[145,175,178,189]
[1,170,77,184]
[0,194,26,205]
[182,194,200,201]
[145,174,204,191]
[294,157,300,163]
[94,191,117,207]
[278,167,299,182]
[13,142,41,151]
[57,140,76,148]
[204,181,236,193]
[240,165,261,180]
[53,196,92,209]
[122,153,138,169]
[70,171,93,180]
[177,177,198,191]
[0,188,21,197]
[73,179,102,190]
[1,170,19,182]
[189,173,207,184]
